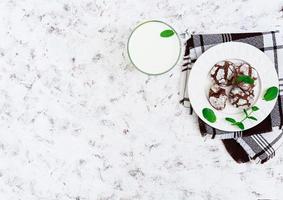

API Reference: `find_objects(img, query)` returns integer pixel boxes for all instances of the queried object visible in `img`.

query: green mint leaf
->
[235,75,254,85]
[248,116,257,121]
[225,117,237,124]
[243,109,248,117]
[235,122,245,130]
[202,108,217,123]
[160,29,174,37]
[251,106,259,111]
[263,86,279,101]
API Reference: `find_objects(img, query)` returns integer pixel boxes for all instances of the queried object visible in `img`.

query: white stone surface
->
[0,0,282,199]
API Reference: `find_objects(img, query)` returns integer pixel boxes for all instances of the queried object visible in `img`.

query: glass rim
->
[127,20,182,76]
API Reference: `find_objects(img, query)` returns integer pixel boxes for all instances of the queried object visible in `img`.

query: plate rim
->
[187,41,279,132]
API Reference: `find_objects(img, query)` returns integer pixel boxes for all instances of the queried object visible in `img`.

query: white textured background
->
[0,0,283,199]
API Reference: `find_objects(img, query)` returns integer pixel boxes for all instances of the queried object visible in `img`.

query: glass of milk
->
[127,20,181,75]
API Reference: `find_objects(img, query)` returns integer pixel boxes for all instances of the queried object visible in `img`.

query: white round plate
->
[187,42,279,131]
[127,20,181,75]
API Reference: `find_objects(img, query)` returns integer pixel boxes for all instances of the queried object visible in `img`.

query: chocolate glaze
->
[208,85,228,110]
[229,87,254,108]
[210,61,236,86]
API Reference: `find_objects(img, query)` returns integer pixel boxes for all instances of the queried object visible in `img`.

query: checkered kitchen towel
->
[180,31,283,163]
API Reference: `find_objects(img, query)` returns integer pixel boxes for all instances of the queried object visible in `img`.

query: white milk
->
[128,21,181,75]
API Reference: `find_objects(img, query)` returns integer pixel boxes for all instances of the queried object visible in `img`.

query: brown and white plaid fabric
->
[180,31,283,163]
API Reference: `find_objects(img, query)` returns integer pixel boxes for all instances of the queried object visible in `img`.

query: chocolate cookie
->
[210,60,235,86]
[234,62,258,91]
[229,87,255,109]
[208,84,228,110]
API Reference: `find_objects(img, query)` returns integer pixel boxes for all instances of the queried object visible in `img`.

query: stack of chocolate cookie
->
[208,60,258,110]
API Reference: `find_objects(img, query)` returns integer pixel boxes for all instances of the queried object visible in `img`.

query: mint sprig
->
[225,106,259,130]
[202,108,217,123]
[235,75,254,85]
[160,29,174,38]
[263,86,279,101]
